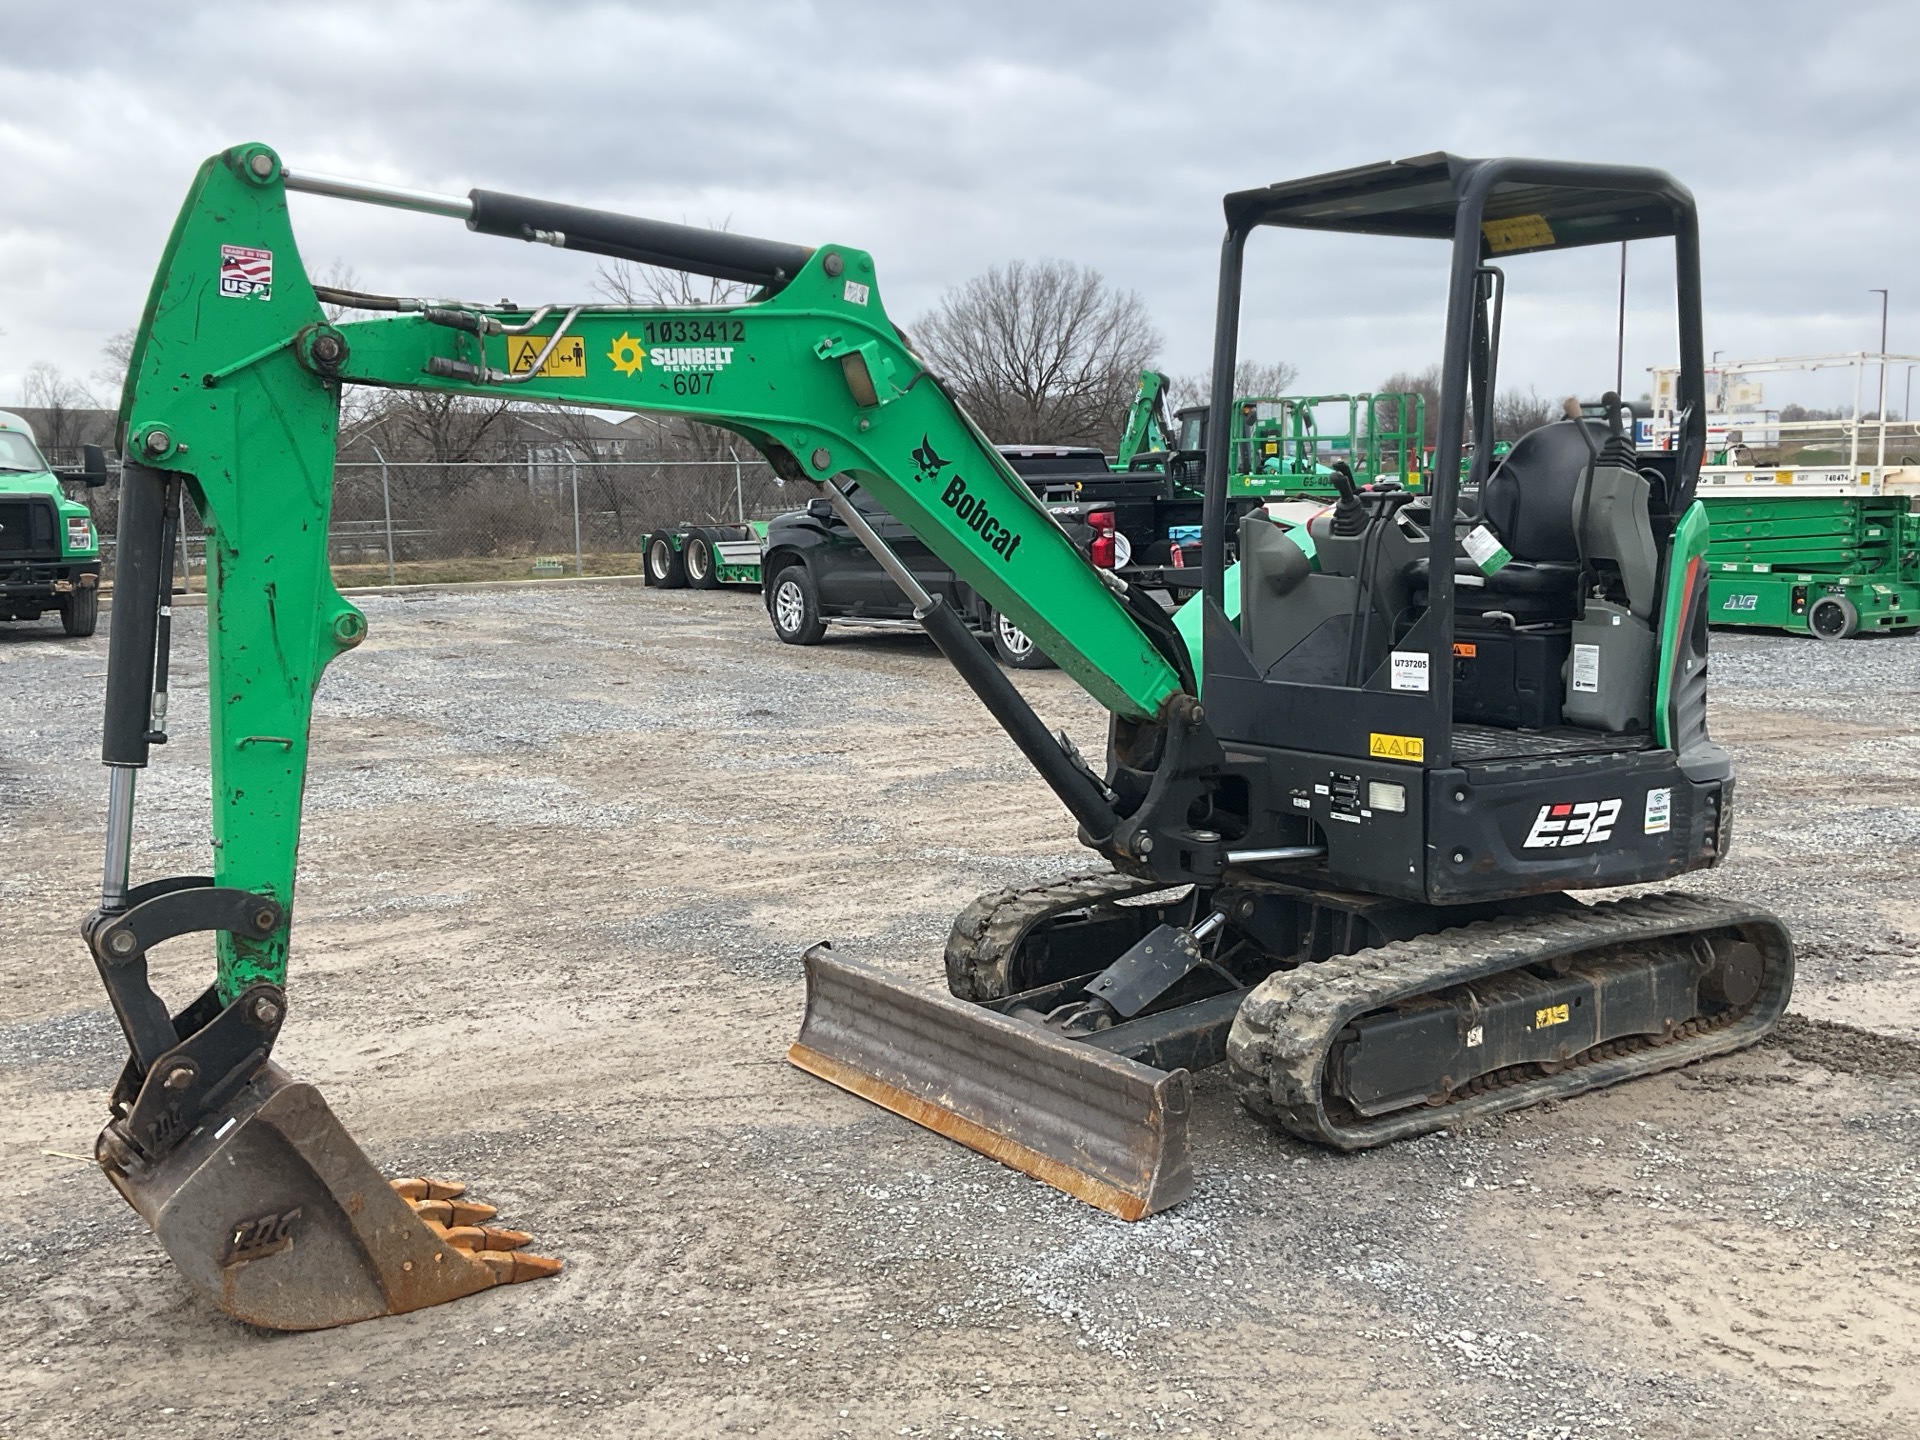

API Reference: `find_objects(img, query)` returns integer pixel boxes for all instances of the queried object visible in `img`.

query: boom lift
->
[92,145,1790,1329]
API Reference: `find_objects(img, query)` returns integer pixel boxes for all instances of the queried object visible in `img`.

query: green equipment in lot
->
[91,144,1789,1330]
[1704,495,1920,638]
[1126,383,1431,503]
[0,410,107,636]
[1652,353,1920,638]
[1224,391,1428,498]
[644,519,768,589]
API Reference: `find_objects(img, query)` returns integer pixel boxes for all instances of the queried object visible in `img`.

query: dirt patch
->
[1766,1011,1920,1076]
[3,595,1918,1440]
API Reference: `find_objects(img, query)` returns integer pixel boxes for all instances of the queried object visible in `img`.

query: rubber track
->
[1225,891,1794,1151]
[944,870,1189,1002]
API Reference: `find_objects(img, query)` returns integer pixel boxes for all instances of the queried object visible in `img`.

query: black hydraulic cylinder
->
[466,190,815,288]
[103,463,172,767]
[914,595,1119,843]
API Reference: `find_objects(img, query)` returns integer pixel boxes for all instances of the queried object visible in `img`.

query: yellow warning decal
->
[505,334,588,377]
[1453,642,1477,658]
[1481,213,1556,254]
[1368,732,1424,762]
[1534,1003,1570,1029]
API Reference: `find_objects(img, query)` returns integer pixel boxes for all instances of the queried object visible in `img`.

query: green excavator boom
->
[87,142,1193,1328]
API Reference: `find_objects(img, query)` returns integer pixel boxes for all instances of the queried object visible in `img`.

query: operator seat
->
[1414,417,1655,624]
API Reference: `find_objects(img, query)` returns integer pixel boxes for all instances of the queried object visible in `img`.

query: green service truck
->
[0,410,107,636]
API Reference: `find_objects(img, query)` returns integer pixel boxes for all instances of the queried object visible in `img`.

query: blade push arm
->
[105,143,1192,1006]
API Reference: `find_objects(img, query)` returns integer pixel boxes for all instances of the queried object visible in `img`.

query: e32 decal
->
[1523,798,1621,849]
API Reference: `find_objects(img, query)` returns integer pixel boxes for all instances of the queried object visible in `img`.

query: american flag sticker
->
[219,244,273,300]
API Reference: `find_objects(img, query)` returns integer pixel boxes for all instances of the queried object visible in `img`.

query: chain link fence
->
[79,450,795,591]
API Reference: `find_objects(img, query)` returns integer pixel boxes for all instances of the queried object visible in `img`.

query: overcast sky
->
[3,0,1915,417]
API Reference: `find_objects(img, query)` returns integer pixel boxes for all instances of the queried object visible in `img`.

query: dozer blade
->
[789,946,1192,1219]
[97,1062,560,1330]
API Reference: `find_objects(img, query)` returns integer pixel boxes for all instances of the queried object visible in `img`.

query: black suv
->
[760,445,1153,668]
[758,480,1051,668]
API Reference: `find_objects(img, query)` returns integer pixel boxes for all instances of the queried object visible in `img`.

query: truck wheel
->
[990,608,1054,669]
[645,531,687,588]
[683,529,721,589]
[769,565,827,645]
[60,587,99,638]
[1807,594,1859,641]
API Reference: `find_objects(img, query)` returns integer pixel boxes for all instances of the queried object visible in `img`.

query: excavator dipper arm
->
[88,143,1200,1325]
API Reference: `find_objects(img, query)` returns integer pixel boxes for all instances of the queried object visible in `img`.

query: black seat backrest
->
[1479,419,1610,562]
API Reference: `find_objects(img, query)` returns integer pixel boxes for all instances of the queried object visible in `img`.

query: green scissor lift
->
[1703,495,1919,638]
[1653,355,1920,639]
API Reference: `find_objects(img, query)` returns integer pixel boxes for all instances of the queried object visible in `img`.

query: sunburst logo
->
[608,333,646,376]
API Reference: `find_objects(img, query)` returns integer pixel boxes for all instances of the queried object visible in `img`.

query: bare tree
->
[1492,386,1558,441]
[359,390,514,469]
[92,329,135,410]
[21,363,99,453]
[1167,360,1301,414]
[913,259,1160,448]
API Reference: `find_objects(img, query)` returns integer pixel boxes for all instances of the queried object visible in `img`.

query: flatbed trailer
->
[643,519,768,589]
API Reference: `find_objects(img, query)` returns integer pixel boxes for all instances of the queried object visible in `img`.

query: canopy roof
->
[1224,153,1692,256]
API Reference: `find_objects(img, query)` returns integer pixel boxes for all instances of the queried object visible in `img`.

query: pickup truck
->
[757,444,1246,667]
[0,411,106,637]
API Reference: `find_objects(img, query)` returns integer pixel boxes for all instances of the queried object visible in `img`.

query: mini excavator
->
[88,145,1790,1329]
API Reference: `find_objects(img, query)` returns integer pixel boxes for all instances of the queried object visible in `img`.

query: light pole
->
[1870,290,1890,469]
[1614,242,1627,397]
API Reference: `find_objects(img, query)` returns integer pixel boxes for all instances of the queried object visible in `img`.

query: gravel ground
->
[2,583,1917,1440]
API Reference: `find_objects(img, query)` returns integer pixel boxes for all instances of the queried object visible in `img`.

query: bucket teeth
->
[436,1224,536,1252]
[406,1195,500,1226]
[476,1250,565,1283]
[390,1176,467,1201]
[102,1068,562,1329]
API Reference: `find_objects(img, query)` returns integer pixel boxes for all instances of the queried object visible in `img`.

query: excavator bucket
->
[97,1063,560,1331]
[789,947,1193,1219]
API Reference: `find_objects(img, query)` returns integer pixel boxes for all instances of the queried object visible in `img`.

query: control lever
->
[1326,459,1370,538]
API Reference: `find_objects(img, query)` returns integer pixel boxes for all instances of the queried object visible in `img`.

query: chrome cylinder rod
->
[1225,845,1326,865]
[101,766,137,912]
[819,478,936,610]
[282,168,473,221]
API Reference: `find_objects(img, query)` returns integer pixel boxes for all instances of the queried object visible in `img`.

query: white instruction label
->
[1644,787,1672,835]
[1462,524,1511,574]
[1571,642,1601,694]
[843,279,870,306]
[1390,650,1430,692]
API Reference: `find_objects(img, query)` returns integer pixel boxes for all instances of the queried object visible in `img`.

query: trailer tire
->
[683,528,722,589]
[989,608,1054,669]
[1807,594,1858,641]
[645,531,687,588]
[60,587,99,638]
[768,564,827,645]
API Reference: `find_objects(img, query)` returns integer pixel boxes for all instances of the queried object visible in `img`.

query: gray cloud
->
[2,0,1913,413]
